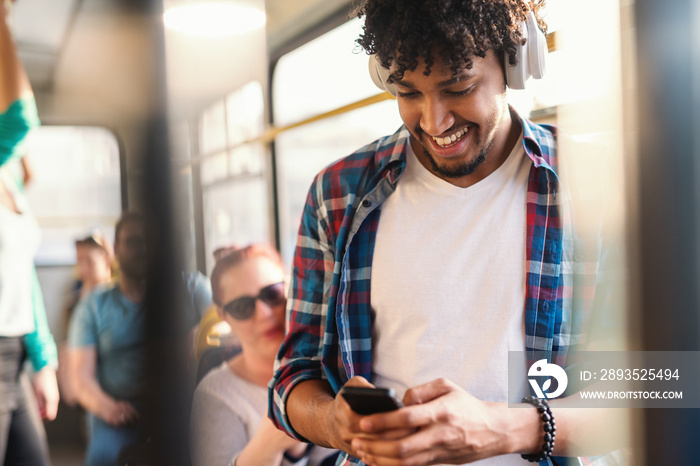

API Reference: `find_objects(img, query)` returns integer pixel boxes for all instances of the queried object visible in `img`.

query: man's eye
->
[449,86,475,96]
[396,90,418,98]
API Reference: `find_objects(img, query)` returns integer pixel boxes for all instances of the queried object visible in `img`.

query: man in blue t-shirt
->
[67,212,148,466]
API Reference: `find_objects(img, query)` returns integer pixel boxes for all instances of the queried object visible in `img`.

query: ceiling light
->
[164,2,266,37]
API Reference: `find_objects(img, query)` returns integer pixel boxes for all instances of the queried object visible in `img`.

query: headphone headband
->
[368,11,547,93]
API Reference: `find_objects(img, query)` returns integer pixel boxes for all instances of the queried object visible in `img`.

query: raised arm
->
[0,2,39,168]
[0,1,32,112]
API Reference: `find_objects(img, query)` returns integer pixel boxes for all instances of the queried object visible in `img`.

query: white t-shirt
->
[371,136,530,465]
[0,168,41,336]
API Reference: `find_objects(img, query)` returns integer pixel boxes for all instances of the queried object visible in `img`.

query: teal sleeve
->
[0,97,41,168]
[23,267,59,371]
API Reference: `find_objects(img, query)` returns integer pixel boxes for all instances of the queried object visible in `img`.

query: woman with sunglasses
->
[190,244,334,466]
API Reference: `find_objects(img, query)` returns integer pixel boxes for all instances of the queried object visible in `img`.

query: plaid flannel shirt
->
[270,115,605,466]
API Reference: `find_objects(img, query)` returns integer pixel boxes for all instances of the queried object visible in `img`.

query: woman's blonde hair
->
[210,244,284,307]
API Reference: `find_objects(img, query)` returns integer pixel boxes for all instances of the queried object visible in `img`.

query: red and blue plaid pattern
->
[270,116,601,465]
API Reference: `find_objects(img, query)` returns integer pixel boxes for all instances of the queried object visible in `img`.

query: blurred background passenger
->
[72,232,114,306]
[182,270,213,332]
[182,269,214,374]
[58,231,113,408]
[67,212,149,466]
[189,244,336,466]
[0,1,59,464]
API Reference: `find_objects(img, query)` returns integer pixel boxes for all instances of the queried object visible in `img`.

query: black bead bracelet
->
[520,396,556,462]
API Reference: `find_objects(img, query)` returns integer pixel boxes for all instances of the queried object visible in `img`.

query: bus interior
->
[5,0,700,464]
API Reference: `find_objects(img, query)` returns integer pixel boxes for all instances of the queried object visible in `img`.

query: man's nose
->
[420,97,454,136]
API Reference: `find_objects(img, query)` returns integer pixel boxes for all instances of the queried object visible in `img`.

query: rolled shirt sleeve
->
[268,181,336,441]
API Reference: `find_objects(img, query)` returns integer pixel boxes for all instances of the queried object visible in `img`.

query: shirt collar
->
[372,126,411,184]
[518,111,557,173]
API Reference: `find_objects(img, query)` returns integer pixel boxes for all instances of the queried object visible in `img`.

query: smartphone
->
[339,386,404,415]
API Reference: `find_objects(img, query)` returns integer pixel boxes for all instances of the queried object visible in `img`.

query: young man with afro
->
[270,1,619,464]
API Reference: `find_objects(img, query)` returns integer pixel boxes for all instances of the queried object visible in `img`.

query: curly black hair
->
[353,0,547,82]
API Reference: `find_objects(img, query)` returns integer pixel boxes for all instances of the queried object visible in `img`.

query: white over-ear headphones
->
[368,54,396,96]
[504,11,548,89]
[368,10,547,94]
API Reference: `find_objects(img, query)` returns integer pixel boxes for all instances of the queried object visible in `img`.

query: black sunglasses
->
[221,282,286,320]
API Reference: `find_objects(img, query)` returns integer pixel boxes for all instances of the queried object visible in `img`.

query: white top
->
[370,137,530,465]
[190,362,335,466]
[0,168,41,336]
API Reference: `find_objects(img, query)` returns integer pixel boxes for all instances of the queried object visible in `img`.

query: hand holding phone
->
[339,386,404,415]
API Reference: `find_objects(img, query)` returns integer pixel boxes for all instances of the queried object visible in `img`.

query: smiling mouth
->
[431,126,469,148]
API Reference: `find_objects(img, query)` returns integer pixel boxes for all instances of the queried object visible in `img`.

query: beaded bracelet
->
[520,396,556,462]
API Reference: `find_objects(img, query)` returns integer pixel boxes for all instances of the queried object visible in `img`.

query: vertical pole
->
[188,121,208,274]
[634,0,700,462]
[134,0,191,464]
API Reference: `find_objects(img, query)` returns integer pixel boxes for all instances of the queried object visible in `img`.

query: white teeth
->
[432,127,468,147]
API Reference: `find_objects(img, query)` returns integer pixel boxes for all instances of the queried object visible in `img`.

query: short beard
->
[119,262,147,282]
[422,139,492,179]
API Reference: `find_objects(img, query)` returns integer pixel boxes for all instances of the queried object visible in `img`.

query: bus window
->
[272,18,403,264]
[198,81,270,273]
[200,100,227,158]
[203,177,269,268]
[227,81,265,146]
[20,126,122,266]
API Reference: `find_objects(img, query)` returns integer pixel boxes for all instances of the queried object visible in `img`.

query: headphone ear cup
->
[504,20,529,90]
[505,11,548,89]
[525,11,548,79]
[368,54,397,96]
